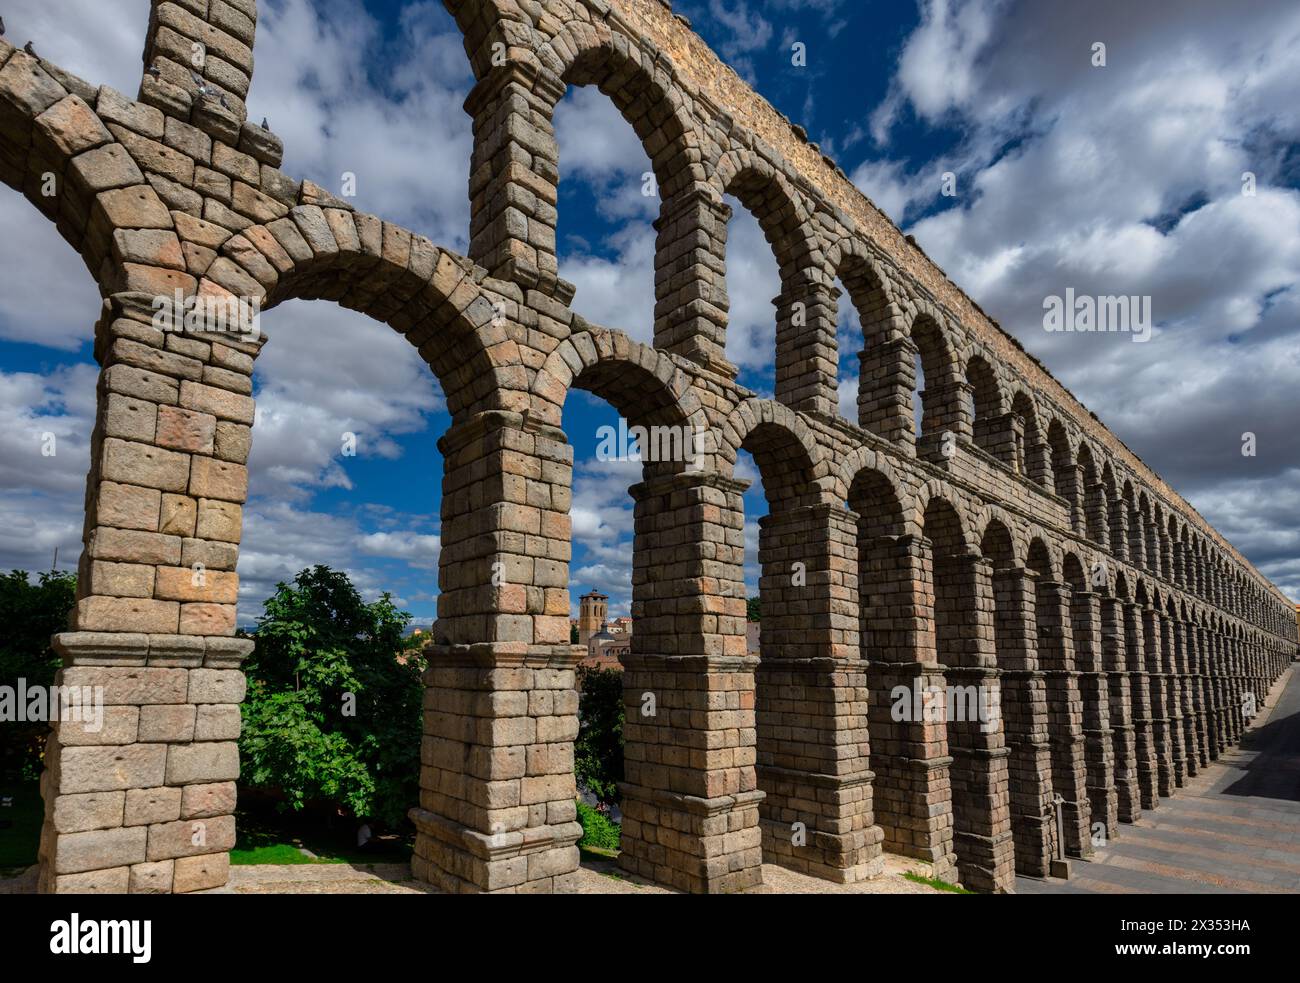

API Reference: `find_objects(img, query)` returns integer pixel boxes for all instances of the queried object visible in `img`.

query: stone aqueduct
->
[3,0,1294,894]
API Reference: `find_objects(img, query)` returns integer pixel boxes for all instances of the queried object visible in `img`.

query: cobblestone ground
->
[207,851,951,895]
[1019,665,1300,895]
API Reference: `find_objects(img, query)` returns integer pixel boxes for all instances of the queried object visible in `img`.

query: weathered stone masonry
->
[2,0,1294,893]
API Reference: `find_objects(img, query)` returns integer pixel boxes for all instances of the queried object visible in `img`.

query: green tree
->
[746,596,761,622]
[239,566,423,826]
[0,570,76,781]
[574,666,623,803]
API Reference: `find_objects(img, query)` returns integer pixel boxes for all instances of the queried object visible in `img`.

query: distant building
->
[577,589,630,669]
[578,590,608,647]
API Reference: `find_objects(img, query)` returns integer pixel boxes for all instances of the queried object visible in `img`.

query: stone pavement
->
[1018,664,1300,894]
[207,851,952,895]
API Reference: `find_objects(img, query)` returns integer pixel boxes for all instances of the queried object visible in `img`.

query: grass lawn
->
[229,808,414,866]
[0,780,42,875]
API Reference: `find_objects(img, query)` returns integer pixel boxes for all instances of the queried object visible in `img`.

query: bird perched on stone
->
[147,63,161,78]
[261,117,269,130]
[0,17,6,36]
[189,70,211,98]
[25,41,37,57]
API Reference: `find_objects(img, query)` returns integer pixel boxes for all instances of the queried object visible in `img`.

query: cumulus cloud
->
[0,363,98,573]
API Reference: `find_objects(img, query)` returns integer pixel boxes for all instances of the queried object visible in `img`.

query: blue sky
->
[2,0,1298,627]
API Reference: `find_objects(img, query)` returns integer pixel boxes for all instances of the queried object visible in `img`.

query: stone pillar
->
[1084,483,1109,546]
[992,564,1055,877]
[862,535,957,878]
[754,503,884,882]
[858,335,917,449]
[1127,506,1145,569]
[1164,615,1189,784]
[464,65,571,301]
[1208,632,1226,758]
[39,292,260,894]
[1071,590,1116,841]
[1108,498,1130,562]
[618,472,763,893]
[1056,463,1085,536]
[141,0,255,139]
[977,411,1019,469]
[652,187,733,376]
[411,412,583,893]
[774,280,839,418]
[937,550,1015,893]
[410,645,583,893]
[1231,637,1246,740]
[1100,596,1140,823]
[1125,602,1159,810]
[1141,607,1173,798]
[1221,636,1237,745]
[1036,581,1090,857]
[916,379,974,460]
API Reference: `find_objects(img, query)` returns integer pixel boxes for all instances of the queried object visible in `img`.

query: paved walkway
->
[1019,664,1300,895]
[216,851,952,894]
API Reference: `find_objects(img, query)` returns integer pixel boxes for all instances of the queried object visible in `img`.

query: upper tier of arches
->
[442,0,1292,637]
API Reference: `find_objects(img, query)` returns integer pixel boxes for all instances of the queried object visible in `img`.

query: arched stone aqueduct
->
[7,0,1295,894]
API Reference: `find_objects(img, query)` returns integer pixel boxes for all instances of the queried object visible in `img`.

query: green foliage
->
[574,665,623,803]
[0,570,76,782]
[0,780,43,872]
[576,800,620,851]
[902,870,972,893]
[570,623,580,644]
[239,566,424,827]
[746,596,761,622]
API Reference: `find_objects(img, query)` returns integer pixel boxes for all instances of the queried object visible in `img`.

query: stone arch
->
[530,328,709,434]
[909,308,965,442]
[832,445,904,514]
[829,237,908,432]
[913,480,974,553]
[1134,574,1153,607]
[711,149,832,412]
[846,463,909,540]
[966,353,1003,459]
[460,12,708,319]
[826,237,903,334]
[198,217,515,418]
[1026,534,1058,582]
[978,515,1016,567]
[1077,442,1106,545]
[1046,416,1079,523]
[547,24,702,201]
[1062,550,1089,591]
[718,397,829,508]
[1010,389,1049,484]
